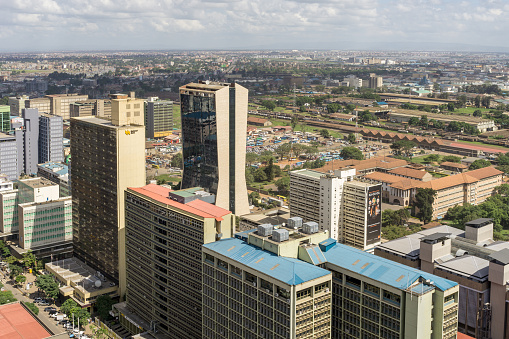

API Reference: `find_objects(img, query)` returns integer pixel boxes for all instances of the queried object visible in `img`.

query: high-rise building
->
[145,97,173,139]
[203,225,459,339]
[22,108,39,176]
[368,73,383,89]
[120,184,234,338]
[8,95,29,116]
[45,94,89,120]
[70,99,112,119]
[180,82,249,215]
[26,97,51,114]
[38,113,63,164]
[0,105,10,133]
[37,162,70,197]
[290,168,382,250]
[71,92,145,296]
[0,132,19,180]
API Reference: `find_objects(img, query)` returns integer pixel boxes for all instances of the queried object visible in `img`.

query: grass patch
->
[453,107,490,115]
[173,105,181,129]
[156,174,181,183]
[430,172,448,178]
[454,140,509,151]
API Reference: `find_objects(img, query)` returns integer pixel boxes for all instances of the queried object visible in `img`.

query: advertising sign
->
[366,184,382,245]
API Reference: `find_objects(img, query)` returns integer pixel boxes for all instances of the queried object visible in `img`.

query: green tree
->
[423,154,440,163]
[340,147,364,160]
[390,140,416,157]
[264,158,276,181]
[261,100,276,111]
[274,176,290,195]
[319,129,330,138]
[414,188,437,223]
[61,298,78,317]
[22,250,36,270]
[253,168,268,182]
[95,295,115,321]
[473,110,483,117]
[90,325,109,339]
[246,152,259,166]
[170,153,183,169]
[441,155,461,163]
[475,96,481,108]
[495,184,509,196]
[22,301,39,315]
[291,116,299,130]
[347,133,356,144]
[0,291,17,305]
[469,159,491,170]
[9,264,23,279]
[35,274,59,300]
[15,275,26,286]
[326,103,341,113]
[408,117,420,126]
[497,153,509,166]
[0,97,8,105]
[70,307,90,328]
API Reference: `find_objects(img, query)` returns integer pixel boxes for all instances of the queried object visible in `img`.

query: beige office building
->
[71,92,146,297]
[45,94,89,120]
[70,99,112,119]
[26,97,51,113]
[413,167,503,220]
[8,95,29,116]
[289,168,381,250]
[180,82,249,216]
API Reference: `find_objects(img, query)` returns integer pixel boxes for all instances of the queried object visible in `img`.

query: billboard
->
[366,184,382,245]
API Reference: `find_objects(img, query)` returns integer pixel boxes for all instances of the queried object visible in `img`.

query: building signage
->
[366,185,382,245]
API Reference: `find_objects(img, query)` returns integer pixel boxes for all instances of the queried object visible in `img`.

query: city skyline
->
[1,0,509,53]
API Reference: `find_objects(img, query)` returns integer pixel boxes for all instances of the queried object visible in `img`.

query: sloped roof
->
[203,238,331,285]
[364,172,422,190]
[388,167,429,180]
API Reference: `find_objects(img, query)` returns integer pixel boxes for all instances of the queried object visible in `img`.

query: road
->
[1,271,65,336]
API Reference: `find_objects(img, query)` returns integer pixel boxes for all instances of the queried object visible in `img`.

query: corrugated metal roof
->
[324,242,457,292]
[203,238,331,285]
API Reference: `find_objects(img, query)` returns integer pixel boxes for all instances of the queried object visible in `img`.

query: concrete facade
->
[0,132,19,181]
[38,113,64,164]
[145,97,173,139]
[22,108,39,175]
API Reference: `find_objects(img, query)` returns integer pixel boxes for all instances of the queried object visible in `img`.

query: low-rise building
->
[413,167,503,220]
[37,162,70,197]
[440,161,468,173]
[247,117,273,126]
[363,171,422,206]
[387,167,432,182]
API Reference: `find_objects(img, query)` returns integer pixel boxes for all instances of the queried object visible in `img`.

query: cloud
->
[0,0,508,51]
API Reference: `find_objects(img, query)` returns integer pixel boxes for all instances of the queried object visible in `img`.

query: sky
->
[0,0,509,52]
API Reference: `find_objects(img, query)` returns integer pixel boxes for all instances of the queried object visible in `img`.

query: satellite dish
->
[95,280,102,288]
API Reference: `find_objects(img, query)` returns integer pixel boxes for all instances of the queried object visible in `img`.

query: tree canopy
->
[390,140,416,157]
[414,188,437,223]
[95,295,115,321]
[469,159,491,170]
[35,274,59,300]
[340,147,364,160]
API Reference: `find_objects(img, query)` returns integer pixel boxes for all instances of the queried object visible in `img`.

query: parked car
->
[39,301,50,306]
[49,310,57,315]
[44,307,57,312]
[34,297,43,303]
[50,313,60,318]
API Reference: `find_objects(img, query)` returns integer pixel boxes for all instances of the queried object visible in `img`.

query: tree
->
[447,102,455,112]
[95,295,115,321]
[326,103,341,113]
[70,307,90,328]
[261,100,276,111]
[22,301,39,315]
[423,154,440,163]
[9,264,23,279]
[22,250,36,270]
[414,188,437,223]
[291,116,299,130]
[0,97,8,105]
[319,129,330,138]
[497,153,509,166]
[274,176,290,195]
[170,153,183,169]
[474,96,481,108]
[61,298,78,317]
[35,274,59,300]
[90,325,109,339]
[495,184,509,196]
[419,115,429,127]
[469,159,491,170]
[347,133,356,144]
[15,275,26,286]
[441,155,461,163]
[473,110,483,117]
[253,168,268,182]
[340,147,364,160]
[408,117,420,126]
[0,291,16,305]
[264,158,276,181]
[390,140,416,157]
[246,153,259,166]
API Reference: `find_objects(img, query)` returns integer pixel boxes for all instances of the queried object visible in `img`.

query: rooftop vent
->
[302,222,319,234]
[272,229,289,242]
[287,217,303,229]
[258,224,273,237]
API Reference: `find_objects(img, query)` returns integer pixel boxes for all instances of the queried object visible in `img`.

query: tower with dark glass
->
[180,82,249,216]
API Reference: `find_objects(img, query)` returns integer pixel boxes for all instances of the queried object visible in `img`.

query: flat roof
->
[465,218,493,228]
[290,169,324,179]
[38,162,68,176]
[203,237,331,286]
[0,303,51,339]
[19,177,57,189]
[324,242,458,292]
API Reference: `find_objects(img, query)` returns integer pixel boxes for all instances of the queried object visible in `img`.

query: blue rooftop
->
[38,162,68,176]
[323,242,457,292]
[203,238,331,286]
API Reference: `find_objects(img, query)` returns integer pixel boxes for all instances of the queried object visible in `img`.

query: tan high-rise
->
[70,92,145,297]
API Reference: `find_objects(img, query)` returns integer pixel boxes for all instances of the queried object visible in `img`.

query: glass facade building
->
[180,82,249,216]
